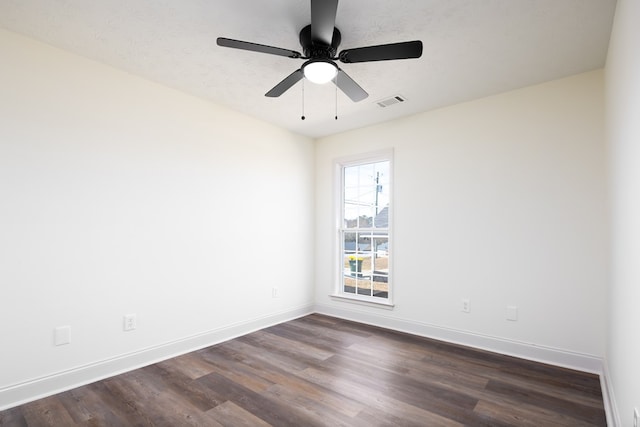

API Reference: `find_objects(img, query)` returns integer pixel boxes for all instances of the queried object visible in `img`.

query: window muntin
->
[339,157,391,301]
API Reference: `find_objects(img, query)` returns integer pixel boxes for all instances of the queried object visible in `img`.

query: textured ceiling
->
[0,0,617,138]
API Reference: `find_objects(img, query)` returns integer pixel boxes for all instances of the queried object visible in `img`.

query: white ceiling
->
[0,0,617,138]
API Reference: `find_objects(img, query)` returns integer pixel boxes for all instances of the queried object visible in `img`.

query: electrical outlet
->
[272,287,279,298]
[54,326,71,346]
[634,407,638,427]
[507,305,518,321]
[462,299,470,313]
[123,314,137,331]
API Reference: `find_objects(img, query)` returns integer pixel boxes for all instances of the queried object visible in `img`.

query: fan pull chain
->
[301,78,306,121]
[335,73,338,120]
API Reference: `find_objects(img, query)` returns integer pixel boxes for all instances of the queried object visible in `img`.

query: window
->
[337,152,392,304]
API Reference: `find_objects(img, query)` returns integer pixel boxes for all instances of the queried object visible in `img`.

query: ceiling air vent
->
[376,95,406,108]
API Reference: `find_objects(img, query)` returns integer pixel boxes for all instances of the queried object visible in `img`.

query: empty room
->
[1,0,638,425]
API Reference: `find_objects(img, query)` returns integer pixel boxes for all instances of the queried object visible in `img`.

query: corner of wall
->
[601,359,621,427]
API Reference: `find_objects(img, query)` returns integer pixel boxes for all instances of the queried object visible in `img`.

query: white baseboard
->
[314,303,604,374]
[0,304,314,411]
[601,360,620,427]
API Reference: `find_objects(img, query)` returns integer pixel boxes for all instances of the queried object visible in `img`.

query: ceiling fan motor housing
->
[300,25,341,59]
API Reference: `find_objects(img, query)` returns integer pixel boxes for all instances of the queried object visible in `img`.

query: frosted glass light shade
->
[303,61,338,84]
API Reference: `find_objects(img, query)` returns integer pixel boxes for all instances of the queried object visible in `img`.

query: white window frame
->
[331,149,394,308]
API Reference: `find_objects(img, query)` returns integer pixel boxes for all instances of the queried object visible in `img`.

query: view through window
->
[340,157,391,300]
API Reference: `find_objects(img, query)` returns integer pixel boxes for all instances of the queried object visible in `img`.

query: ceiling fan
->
[217,0,423,102]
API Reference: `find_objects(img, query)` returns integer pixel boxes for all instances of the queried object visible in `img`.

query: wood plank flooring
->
[0,314,606,426]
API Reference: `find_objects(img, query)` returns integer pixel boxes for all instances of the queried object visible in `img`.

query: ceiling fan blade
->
[310,0,339,45]
[334,69,368,102]
[265,69,304,97]
[217,38,301,58]
[339,40,423,63]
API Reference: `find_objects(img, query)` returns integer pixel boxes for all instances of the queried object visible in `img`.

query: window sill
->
[330,294,395,310]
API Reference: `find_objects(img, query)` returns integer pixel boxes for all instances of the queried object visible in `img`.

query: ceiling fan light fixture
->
[303,60,338,84]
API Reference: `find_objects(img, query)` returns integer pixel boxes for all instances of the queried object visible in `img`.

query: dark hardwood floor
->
[0,314,606,426]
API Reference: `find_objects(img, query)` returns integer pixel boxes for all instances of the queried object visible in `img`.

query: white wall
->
[605,0,640,424]
[0,29,314,408]
[315,70,607,370]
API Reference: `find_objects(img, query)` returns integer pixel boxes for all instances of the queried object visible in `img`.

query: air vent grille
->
[376,95,406,108]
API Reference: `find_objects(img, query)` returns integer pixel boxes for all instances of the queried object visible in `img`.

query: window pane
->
[357,185,375,206]
[344,186,359,205]
[343,231,357,255]
[344,203,359,228]
[343,277,356,294]
[358,163,375,184]
[371,235,389,298]
[357,233,372,254]
[356,277,372,296]
[373,205,388,228]
[373,281,388,298]
[374,161,390,183]
[374,162,389,219]
[357,208,374,228]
